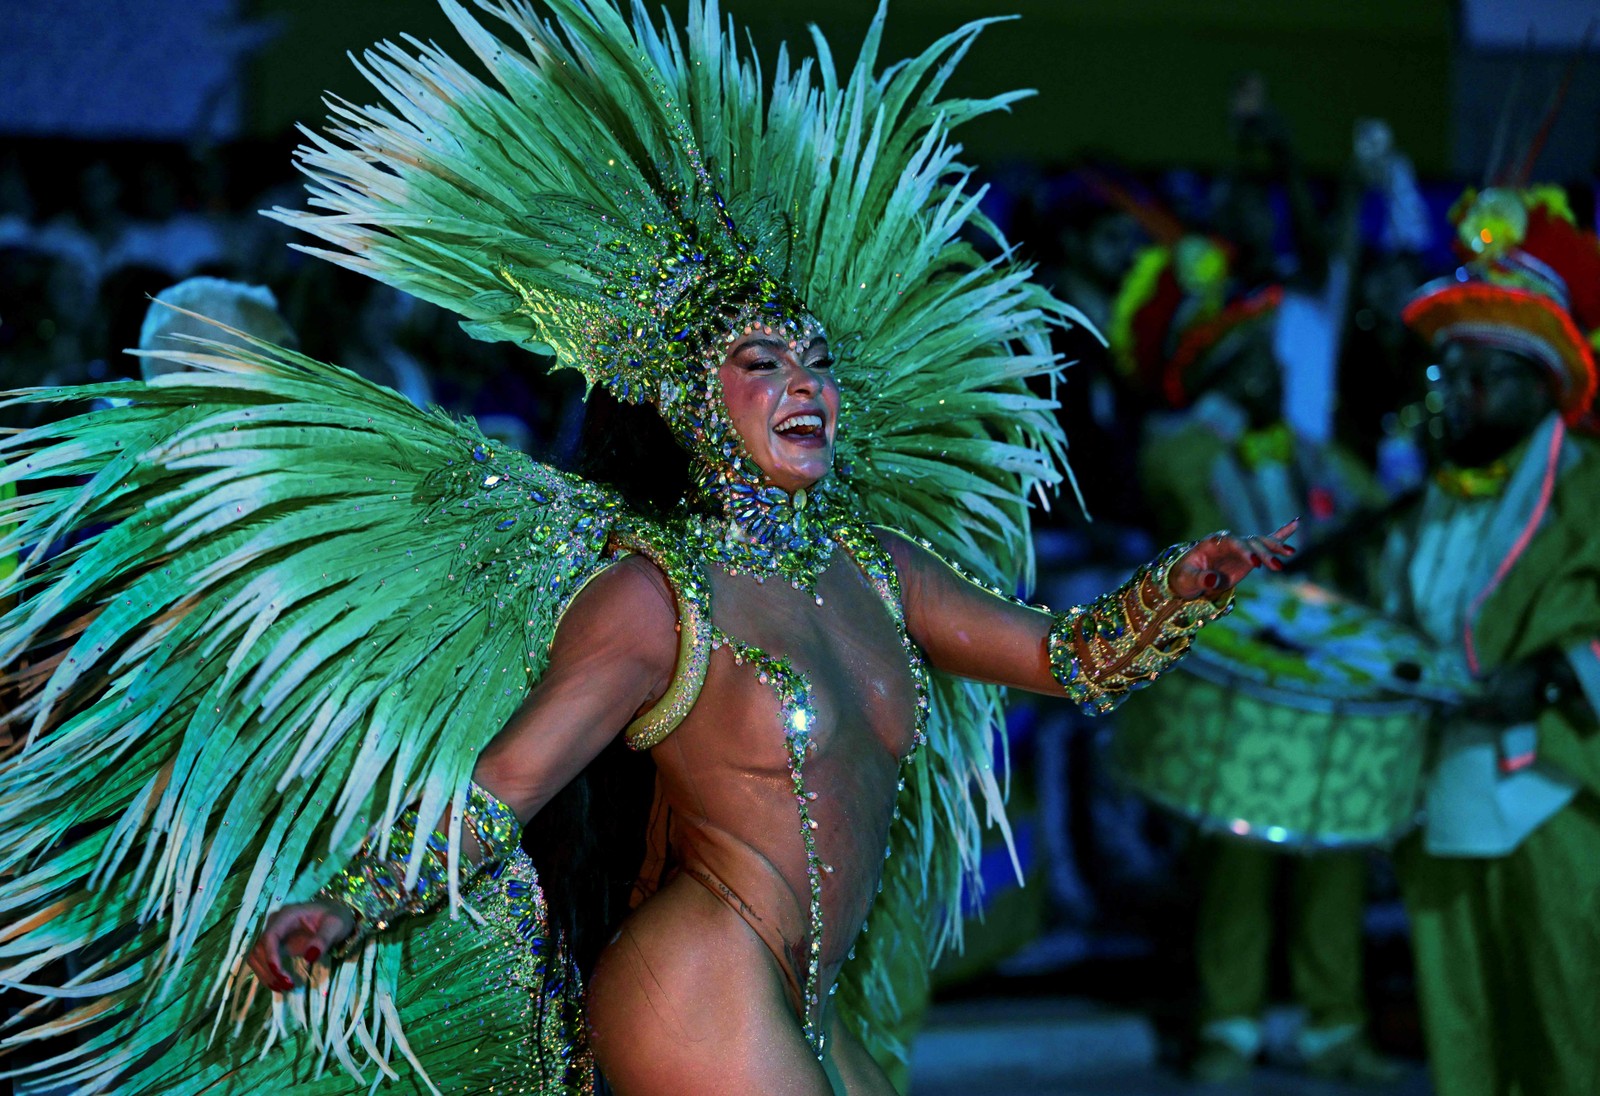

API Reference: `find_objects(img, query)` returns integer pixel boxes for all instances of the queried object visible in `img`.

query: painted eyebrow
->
[734,336,790,355]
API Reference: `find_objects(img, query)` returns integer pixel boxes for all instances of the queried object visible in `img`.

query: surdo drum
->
[1112,578,1461,849]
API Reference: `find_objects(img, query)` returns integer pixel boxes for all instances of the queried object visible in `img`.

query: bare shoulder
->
[866,524,938,578]
[593,551,677,614]
[866,524,912,560]
[553,552,678,665]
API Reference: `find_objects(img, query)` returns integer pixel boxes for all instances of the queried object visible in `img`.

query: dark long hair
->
[571,386,692,520]
[519,386,690,977]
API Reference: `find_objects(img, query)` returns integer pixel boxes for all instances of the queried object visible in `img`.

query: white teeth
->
[774,414,823,434]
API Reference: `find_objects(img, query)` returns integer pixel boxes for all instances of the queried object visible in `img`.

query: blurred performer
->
[1385,185,1600,1096]
[1139,284,1385,543]
[1116,271,1397,1083]
[137,276,299,377]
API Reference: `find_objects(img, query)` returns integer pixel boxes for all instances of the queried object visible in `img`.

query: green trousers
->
[1196,836,1368,1032]
[1398,795,1600,1096]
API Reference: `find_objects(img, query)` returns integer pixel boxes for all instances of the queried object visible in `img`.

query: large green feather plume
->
[0,330,619,1092]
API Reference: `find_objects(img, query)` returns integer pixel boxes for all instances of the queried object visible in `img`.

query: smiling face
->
[717,332,840,494]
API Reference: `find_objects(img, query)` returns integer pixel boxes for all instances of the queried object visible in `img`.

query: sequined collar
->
[683,471,841,595]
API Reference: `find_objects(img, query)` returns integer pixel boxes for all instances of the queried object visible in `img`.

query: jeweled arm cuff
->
[1047,541,1233,715]
[317,780,520,956]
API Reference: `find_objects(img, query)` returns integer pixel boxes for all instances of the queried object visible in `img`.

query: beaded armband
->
[1048,542,1233,715]
[318,781,520,956]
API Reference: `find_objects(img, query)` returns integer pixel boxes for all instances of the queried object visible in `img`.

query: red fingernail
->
[1249,554,1261,566]
[1285,546,1297,555]
[305,946,322,963]
[1203,572,1219,589]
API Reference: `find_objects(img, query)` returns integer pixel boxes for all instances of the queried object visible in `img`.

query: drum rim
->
[1138,787,1422,850]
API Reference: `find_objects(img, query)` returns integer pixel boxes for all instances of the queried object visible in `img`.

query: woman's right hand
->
[246,899,356,992]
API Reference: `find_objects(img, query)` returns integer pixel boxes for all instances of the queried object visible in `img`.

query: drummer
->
[1116,258,1396,1083]
[1381,184,1600,1096]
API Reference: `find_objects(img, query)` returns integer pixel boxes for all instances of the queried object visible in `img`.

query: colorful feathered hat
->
[1107,235,1232,396]
[1161,283,1284,408]
[1403,186,1600,422]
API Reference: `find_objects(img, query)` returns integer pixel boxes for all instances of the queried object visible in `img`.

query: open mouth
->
[773,411,827,445]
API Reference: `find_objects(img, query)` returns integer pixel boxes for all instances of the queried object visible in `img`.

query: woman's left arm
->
[879,523,1296,712]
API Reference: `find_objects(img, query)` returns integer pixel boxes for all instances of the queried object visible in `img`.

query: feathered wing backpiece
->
[0,0,1088,1086]
[0,335,618,1092]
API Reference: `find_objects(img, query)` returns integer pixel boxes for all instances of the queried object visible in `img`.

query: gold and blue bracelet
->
[319,781,520,954]
[1048,541,1233,715]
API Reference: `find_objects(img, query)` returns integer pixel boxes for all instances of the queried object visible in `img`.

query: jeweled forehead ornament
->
[493,181,828,471]
[721,314,829,356]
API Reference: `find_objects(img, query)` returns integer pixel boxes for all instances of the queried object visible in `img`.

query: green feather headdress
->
[274,0,1089,539]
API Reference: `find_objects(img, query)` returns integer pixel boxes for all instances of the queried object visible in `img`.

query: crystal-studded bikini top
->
[609,521,928,754]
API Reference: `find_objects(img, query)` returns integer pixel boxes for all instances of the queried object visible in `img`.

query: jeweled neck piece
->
[1434,458,1511,499]
[686,456,839,595]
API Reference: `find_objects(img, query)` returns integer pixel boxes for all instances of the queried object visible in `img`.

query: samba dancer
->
[0,3,1293,1093]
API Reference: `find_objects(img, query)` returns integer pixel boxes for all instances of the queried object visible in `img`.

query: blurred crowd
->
[0,95,1581,521]
[0,141,587,460]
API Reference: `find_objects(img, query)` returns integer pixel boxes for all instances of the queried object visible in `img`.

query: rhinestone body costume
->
[600,519,1228,1060]
[611,524,929,1055]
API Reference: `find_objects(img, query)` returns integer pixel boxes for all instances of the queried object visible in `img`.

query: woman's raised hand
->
[245,899,356,992]
[1169,519,1299,599]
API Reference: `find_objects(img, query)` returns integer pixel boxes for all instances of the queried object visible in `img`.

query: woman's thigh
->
[586,876,832,1096]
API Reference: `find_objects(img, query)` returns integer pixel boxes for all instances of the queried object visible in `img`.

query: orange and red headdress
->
[1403,186,1600,423]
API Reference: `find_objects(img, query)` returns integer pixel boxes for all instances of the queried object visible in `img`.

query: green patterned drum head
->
[1186,577,1466,711]
[1113,579,1459,848]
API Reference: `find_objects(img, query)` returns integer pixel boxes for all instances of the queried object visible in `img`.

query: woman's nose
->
[787,362,821,395]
